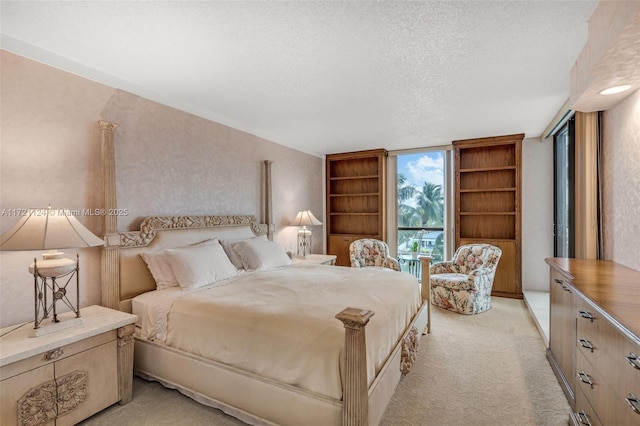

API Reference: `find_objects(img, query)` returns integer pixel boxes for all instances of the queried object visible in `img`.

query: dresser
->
[0,305,137,426]
[546,258,640,425]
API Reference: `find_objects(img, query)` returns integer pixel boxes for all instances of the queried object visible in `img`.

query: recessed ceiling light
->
[599,85,631,95]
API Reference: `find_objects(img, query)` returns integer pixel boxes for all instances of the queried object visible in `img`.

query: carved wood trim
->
[400,327,419,376]
[18,379,56,426]
[117,323,136,404]
[56,371,88,415]
[18,371,88,426]
[118,215,267,248]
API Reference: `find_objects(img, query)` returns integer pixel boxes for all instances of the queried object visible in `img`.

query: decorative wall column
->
[264,160,274,240]
[336,307,374,426]
[98,121,120,309]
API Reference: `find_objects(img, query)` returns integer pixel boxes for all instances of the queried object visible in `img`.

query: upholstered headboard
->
[115,215,268,312]
[97,121,273,312]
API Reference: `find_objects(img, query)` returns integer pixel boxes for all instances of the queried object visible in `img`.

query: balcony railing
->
[397,226,444,279]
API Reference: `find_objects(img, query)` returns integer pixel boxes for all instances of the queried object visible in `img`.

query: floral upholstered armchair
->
[429,244,502,314]
[349,239,400,271]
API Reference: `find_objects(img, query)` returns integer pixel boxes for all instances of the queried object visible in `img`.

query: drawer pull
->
[554,278,562,284]
[626,352,640,370]
[561,284,571,292]
[44,347,63,361]
[578,310,594,322]
[576,411,592,426]
[577,371,594,389]
[626,393,640,415]
[578,338,594,352]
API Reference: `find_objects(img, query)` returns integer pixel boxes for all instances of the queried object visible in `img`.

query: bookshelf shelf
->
[326,149,387,266]
[454,133,523,298]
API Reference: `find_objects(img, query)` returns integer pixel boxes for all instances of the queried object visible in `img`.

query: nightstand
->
[0,305,137,426]
[293,254,337,265]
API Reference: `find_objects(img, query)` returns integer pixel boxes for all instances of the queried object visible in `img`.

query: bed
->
[96,121,432,425]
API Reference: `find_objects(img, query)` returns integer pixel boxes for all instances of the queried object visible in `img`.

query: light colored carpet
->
[80,297,569,426]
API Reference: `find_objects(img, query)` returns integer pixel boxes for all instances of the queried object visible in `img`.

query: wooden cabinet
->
[453,133,523,298]
[326,149,387,266]
[549,268,576,408]
[0,306,137,426]
[545,258,640,425]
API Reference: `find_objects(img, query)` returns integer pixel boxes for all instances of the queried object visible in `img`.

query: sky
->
[397,151,444,189]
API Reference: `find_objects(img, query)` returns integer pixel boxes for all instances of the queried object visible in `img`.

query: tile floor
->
[523,290,550,347]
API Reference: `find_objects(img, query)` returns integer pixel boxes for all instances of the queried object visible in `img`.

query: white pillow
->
[220,235,267,269]
[164,240,238,290]
[232,238,293,271]
[140,239,218,290]
[140,251,179,290]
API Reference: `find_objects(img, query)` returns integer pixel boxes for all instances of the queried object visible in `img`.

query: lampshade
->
[0,207,104,251]
[290,210,322,227]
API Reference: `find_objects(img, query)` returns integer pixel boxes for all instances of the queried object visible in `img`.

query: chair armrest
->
[468,268,496,292]
[469,267,493,278]
[430,261,457,274]
[382,257,401,271]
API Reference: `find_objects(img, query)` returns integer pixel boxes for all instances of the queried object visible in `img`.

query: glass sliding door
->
[395,149,451,279]
[553,117,575,258]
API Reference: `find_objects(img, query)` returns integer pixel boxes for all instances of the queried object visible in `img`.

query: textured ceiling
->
[1,1,598,157]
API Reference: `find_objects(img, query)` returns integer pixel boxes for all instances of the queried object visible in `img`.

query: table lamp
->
[0,206,104,336]
[290,210,322,258]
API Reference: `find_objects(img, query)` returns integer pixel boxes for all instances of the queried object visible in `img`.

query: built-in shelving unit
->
[454,134,523,298]
[326,149,387,266]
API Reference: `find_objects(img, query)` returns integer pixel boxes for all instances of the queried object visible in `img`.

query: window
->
[392,149,452,277]
[553,117,575,257]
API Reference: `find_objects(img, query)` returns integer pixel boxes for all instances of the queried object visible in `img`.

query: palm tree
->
[416,182,444,227]
[431,231,444,261]
[397,174,419,227]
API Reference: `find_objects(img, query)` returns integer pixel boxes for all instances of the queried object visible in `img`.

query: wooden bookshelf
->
[326,149,387,266]
[453,134,523,298]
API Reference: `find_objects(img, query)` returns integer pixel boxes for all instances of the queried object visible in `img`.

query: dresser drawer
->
[575,349,618,425]
[614,338,640,404]
[0,330,116,381]
[573,384,603,426]
[614,390,640,425]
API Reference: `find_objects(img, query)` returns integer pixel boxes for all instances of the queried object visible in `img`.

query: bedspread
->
[136,263,421,400]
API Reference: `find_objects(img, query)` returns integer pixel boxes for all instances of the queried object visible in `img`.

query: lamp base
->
[29,316,84,338]
[297,229,312,258]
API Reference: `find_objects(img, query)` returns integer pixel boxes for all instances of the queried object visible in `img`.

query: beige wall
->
[0,50,323,327]
[601,88,640,270]
[521,137,554,292]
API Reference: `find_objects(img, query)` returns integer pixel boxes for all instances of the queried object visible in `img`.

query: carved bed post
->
[420,256,432,334]
[117,323,135,404]
[264,160,274,240]
[336,307,375,426]
[98,121,120,310]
